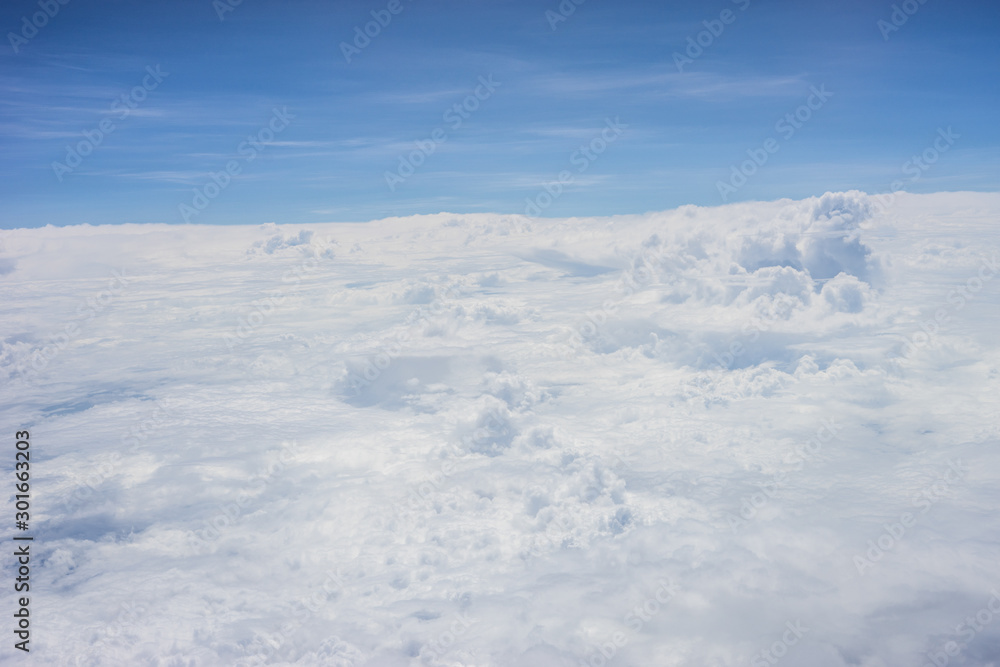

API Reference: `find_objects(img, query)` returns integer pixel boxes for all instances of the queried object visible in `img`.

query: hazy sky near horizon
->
[1,0,997,228]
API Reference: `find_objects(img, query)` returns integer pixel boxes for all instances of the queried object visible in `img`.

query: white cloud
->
[1,191,999,665]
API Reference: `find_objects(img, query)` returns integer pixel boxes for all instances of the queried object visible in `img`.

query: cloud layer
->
[1,191,999,666]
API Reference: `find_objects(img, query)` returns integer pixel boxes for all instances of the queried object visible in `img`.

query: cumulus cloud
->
[2,191,999,666]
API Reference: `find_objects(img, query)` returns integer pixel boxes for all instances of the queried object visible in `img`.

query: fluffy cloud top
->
[1,191,999,666]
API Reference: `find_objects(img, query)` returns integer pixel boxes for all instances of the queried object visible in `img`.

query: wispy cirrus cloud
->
[523,69,805,100]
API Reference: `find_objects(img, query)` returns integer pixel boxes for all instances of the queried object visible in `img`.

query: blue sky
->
[0,0,997,228]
